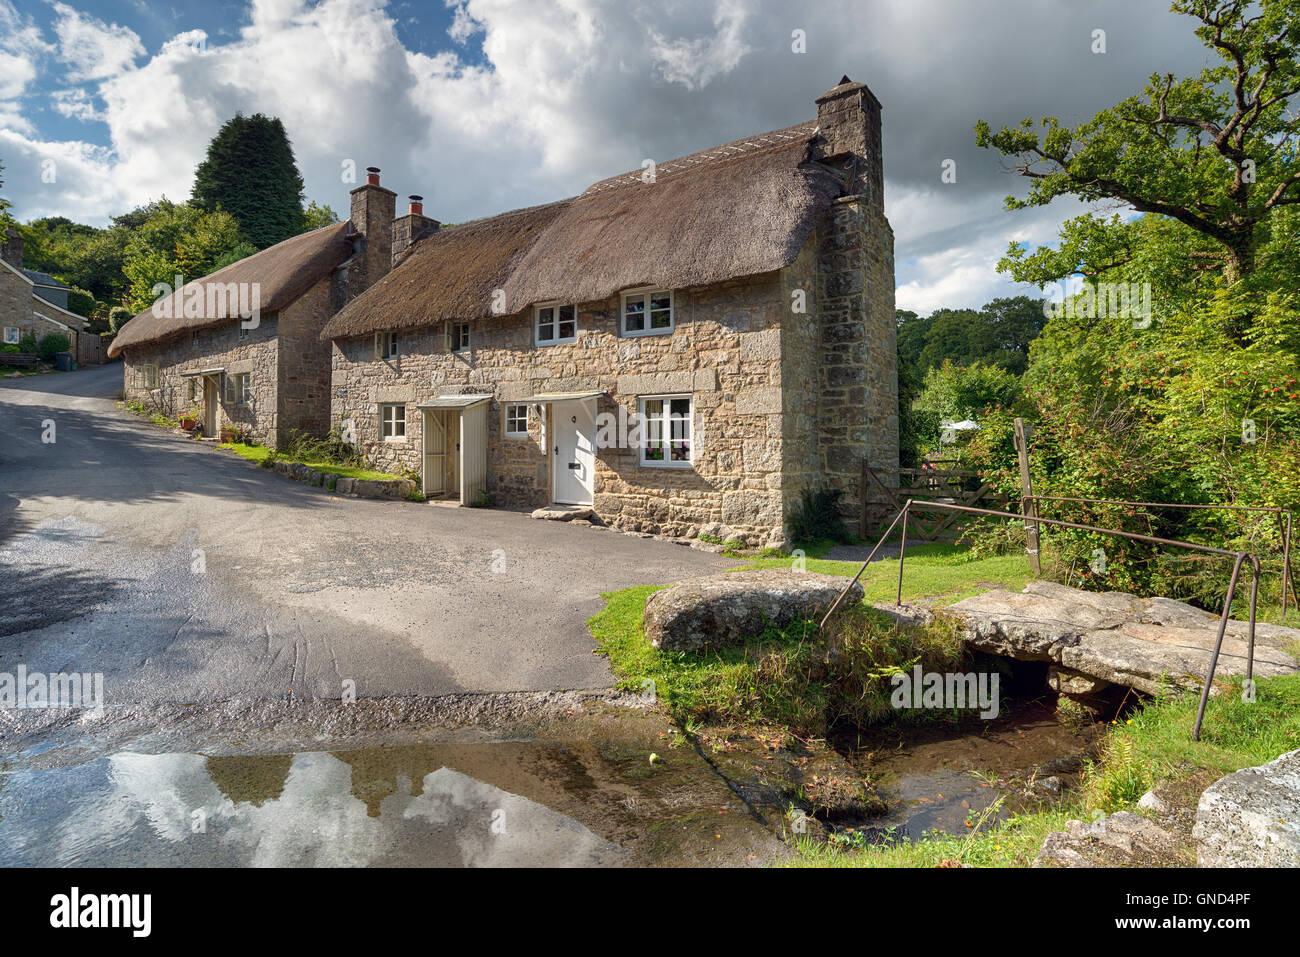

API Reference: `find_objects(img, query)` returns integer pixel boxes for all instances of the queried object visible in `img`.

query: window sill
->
[622,327,673,338]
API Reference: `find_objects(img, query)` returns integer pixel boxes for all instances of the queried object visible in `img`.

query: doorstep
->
[530,505,594,522]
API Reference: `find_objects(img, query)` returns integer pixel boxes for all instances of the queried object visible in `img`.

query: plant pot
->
[219,427,236,443]
[180,417,197,431]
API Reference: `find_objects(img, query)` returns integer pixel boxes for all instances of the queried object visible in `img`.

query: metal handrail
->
[1023,494,1295,612]
[820,498,1262,740]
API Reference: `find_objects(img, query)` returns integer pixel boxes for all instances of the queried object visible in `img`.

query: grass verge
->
[218,441,403,482]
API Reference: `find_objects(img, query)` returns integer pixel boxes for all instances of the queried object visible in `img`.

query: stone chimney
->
[1,226,23,270]
[391,194,440,267]
[347,166,396,295]
[813,75,883,209]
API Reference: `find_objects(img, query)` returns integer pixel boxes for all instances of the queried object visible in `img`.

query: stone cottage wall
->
[330,274,796,544]
[122,316,280,446]
[275,275,335,439]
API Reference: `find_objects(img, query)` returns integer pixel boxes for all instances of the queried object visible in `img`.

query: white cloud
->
[50,1,146,81]
[0,0,1213,310]
[51,87,105,122]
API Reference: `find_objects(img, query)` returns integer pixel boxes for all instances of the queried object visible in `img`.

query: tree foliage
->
[976,0,1300,283]
[120,201,249,312]
[191,113,306,249]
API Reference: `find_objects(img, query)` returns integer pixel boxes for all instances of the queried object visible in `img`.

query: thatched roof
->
[109,221,353,357]
[321,121,842,341]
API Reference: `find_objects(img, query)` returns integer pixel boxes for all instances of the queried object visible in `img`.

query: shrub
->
[36,333,70,361]
[788,488,852,546]
[17,333,37,353]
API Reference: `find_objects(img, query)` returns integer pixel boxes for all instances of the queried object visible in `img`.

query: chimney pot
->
[408,195,424,216]
[366,166,381,186]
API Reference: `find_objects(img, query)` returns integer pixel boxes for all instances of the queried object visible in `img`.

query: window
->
[622,289,673,336]
[380,403,406,440]
[638,395,692,467]
[224,372,251,406]
[3,327,19,345]
[534,303,576,345]
[377,331,398,360]
[140,364,159,389]
[448,322,470,353]
[504,403,528,437]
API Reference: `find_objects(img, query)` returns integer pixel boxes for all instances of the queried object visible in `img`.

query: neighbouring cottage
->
[0,227,104,367]
[320,78,897,546]
[108,169,406,446]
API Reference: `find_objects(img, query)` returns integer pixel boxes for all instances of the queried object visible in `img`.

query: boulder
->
[643,569,863,654]
[1193,748,1300,867]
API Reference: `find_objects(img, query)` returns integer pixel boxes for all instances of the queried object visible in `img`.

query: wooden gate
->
[861,462,1008,542]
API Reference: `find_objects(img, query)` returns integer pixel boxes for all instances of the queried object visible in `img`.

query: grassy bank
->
[588,540,1300,866]
[218,441,403,482]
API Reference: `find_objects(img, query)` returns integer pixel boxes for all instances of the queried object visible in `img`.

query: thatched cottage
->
[321,78,896,545]
[109,168,412,446]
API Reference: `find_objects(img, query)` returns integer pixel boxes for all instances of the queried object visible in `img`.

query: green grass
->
[589,585,969,737]
[740,542,1033,606]
[218,442,403,482]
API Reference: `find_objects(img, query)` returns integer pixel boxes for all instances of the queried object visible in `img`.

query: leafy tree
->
[914,360,1024,423]
[121,200,248,312]
[191,113,306,249]
[976,0,1300,284]
[302,201,339,231]
[0,158,14,230]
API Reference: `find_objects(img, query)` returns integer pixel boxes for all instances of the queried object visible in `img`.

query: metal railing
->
[1023,494,1296,613]
[819,498,1265,741]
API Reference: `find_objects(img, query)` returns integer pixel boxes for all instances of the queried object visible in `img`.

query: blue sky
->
[1,0,1212,313]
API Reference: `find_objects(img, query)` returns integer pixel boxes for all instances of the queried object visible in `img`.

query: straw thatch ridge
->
[321,200,569,340]
[109,221,353,356]
[504,135,839,309]
[321,124,843,342]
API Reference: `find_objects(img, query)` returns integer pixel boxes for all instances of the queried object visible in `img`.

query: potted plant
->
[179,406,200,431]
[219,426,237,443]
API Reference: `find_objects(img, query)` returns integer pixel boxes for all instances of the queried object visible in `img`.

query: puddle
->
[837,700,1102,844]
[0,739,780,867]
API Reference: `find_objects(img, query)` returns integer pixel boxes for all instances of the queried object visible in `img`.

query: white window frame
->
[376,331,399,360]
[504,403,529,438]
[140,363,160,389]
[380,402,406,441]
[621,288,674,337]
[448,321,470,353]
[224,372,251,407]
[237,322,249,342]
[638,394,693,468]
[3,327,19,345]
[534,302,577,346]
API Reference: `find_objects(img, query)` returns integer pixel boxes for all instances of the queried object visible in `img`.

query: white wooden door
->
[553,400,595,505]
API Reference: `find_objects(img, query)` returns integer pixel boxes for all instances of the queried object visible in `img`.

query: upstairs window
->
[535,303,576,345]
[448,322,470,353]
[638,395,692,467]
[622,289,673,336]
[376,331,399,360]
[238,322,250,342]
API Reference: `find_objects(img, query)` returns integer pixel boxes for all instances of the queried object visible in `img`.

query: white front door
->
[552,400,595,505]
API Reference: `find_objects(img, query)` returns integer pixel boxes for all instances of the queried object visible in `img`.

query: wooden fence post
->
[1014,417,1041,576]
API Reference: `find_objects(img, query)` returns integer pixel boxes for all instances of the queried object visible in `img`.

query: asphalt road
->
[0,365,731,708]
